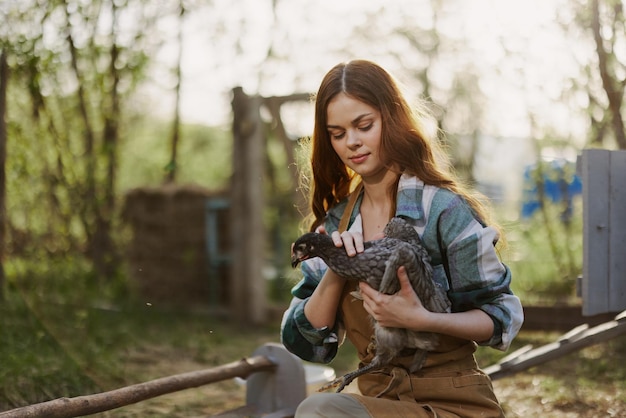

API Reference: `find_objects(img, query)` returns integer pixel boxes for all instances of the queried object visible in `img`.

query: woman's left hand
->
[359,266,431,330]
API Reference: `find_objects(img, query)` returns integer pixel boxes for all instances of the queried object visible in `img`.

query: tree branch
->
[0,356,276,418]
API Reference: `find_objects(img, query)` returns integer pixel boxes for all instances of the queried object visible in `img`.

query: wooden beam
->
[263,92,311,106]
[520,305,616,331]
[485,311,626,380]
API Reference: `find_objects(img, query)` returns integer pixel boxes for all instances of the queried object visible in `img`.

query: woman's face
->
[326,93,386,180]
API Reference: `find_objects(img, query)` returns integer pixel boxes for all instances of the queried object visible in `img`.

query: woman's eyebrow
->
[327,113,373,129]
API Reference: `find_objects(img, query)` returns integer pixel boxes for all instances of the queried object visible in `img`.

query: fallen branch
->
[0,355,275,418]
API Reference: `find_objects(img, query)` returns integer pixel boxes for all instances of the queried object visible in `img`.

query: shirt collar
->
[326,174,426,232]
[395,174,425,221]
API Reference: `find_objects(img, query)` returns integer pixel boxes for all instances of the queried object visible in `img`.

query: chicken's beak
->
[291,248,306,268]
[291,253,301,268]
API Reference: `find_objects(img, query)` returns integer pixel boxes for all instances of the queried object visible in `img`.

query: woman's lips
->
[350,154,369,164]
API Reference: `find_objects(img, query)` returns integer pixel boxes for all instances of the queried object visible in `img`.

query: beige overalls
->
[337,281,505,417]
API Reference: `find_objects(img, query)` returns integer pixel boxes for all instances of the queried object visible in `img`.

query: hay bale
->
[122,184,230,307]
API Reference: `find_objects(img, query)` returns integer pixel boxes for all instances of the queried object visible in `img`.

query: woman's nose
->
[346,130,361,148]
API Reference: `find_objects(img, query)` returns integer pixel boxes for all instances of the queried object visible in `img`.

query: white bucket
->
[303,363,336,394]
[235,362,336,395]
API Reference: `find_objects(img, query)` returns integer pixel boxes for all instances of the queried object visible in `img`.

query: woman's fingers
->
[330,230,364,256]
[315,225,327,234]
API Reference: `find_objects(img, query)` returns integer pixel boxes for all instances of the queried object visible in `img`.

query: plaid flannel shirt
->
[280,174,524,364]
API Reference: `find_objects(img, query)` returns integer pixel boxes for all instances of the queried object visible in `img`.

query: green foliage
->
[1,0,167,276]
[119,117,232,190]
[500,196,583,306]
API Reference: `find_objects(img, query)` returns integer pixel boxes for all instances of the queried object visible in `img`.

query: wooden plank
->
[609,151,626,312]
[557,323,589,343]
[484,311,626,380]
[497,344,534,367]
[582,149,611,315]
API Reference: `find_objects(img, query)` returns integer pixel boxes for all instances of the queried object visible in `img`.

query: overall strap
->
[337,182,363,233]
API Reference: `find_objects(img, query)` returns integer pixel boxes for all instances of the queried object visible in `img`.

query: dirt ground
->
[98,372,625,418]
[97,338,625,418]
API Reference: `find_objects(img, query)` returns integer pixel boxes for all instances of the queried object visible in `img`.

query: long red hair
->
[306,60,493,233]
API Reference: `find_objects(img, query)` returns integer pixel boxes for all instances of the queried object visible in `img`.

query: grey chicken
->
[291,217,451,392]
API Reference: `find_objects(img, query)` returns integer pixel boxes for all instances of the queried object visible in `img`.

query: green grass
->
[0,288,100,407]
[0,257,283,413]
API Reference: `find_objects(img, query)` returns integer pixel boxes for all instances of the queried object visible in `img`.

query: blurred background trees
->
[0,0,161,279]
[1,0,626,413]
[0,0,624,300]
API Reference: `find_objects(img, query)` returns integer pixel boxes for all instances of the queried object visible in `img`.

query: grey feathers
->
[291,217,451,392]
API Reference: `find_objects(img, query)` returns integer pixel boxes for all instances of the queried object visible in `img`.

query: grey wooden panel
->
[582,149,610,316]
[609,151,626,311]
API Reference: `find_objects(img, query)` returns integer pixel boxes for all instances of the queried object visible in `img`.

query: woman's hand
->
[359,266,432,330]
[316,225,366,257]
[360,266,496,341]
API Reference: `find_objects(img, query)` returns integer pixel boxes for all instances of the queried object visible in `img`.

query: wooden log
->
[0,355,275,418]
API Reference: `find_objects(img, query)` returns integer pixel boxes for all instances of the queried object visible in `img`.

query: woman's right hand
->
[316,225,364,257]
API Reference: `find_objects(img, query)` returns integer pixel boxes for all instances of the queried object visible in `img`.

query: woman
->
[281,60,524,417]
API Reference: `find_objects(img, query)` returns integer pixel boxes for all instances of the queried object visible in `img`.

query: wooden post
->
[581,149,626,315]
[231,87,267,324]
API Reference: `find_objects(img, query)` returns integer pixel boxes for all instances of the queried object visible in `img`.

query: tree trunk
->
[165,1,185,183]
[0,50,8,297]
[591,0,626,149]
[63,0,123,279]
[93,0,123,280]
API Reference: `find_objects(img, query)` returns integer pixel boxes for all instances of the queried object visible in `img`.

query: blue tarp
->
[521,159,582,220]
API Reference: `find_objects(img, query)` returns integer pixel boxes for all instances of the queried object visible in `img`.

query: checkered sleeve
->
[280,258,343,363]
[436,196,524,350]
